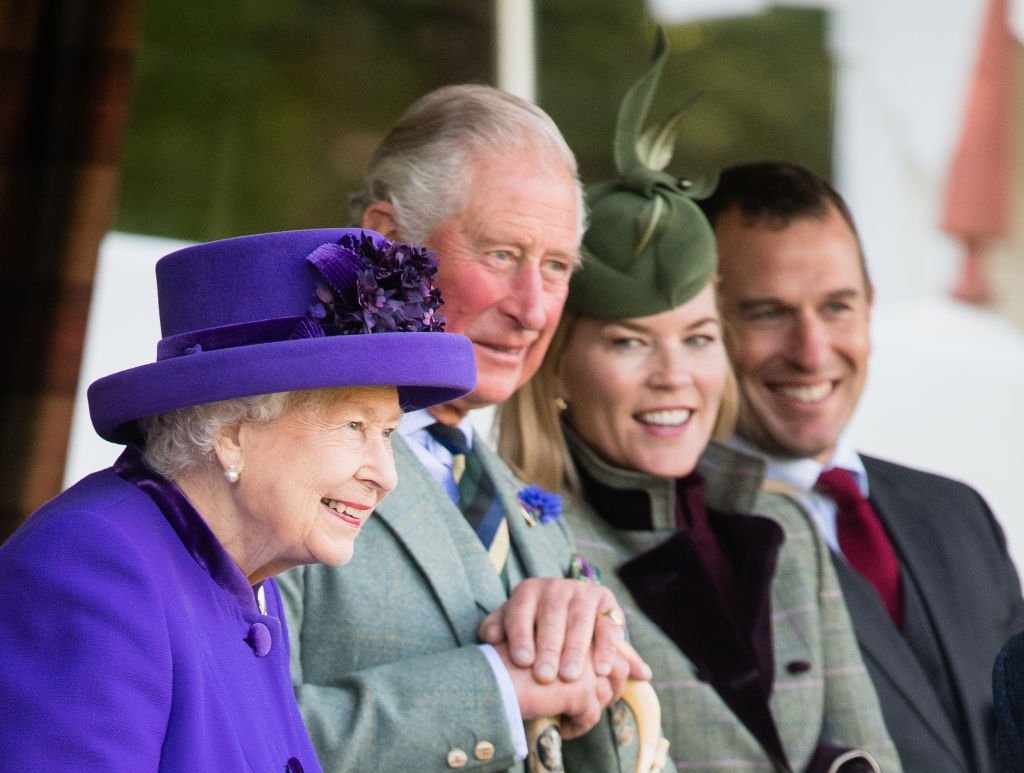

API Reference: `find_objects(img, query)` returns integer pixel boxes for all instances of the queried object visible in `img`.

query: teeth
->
[637,409,691,426]
[321,499,362,520]
[482,342,520,354]
[776,382,832,402]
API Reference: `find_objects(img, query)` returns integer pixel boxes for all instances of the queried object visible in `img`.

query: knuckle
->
[535,641,562,659]
[535,601,569,627]
[560,638,587,656]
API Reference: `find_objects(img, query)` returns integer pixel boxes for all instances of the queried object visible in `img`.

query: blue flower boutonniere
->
[518,484,562,527]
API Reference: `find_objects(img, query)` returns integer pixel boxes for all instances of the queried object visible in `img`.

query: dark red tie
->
[816,467,904,627]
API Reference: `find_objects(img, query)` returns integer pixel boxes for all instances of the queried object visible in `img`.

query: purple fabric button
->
[285,757,304,772]
[246,622,272,657]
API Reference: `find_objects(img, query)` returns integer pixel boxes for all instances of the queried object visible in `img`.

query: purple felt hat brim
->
[89,333,476,444]
[85,228,477,444]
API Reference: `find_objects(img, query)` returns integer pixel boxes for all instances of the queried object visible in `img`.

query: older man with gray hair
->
[279,85,659,773]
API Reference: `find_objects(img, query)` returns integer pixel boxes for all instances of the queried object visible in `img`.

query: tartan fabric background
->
[0,1,141,540]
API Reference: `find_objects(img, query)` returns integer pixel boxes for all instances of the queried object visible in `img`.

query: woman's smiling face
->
[228,386,401,580]
[558,283,729,478]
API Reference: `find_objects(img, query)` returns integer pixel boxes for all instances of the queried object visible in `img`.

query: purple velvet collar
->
[114,446,262,613]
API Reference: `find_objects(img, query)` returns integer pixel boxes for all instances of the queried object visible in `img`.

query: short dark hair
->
[698,161,871,288]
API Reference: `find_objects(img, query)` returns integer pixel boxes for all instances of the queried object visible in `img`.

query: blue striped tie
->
[427,423,509,578]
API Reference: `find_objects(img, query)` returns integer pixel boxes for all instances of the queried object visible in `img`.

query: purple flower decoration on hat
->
[518,484,562,527]
[300,232,446,338]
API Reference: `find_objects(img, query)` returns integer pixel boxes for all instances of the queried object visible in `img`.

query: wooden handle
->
[620,679,670,773]
[524,680,669,773]
[525,716,563,772]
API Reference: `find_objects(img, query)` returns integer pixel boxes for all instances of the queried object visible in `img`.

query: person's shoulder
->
[754,485,810,518]
[0,470,167,603]
[860,453,984,498]
[748,487,819,549]
[558,492,605,538]
[3,469,151,553]
[474,438,535,499]
[995,629,1024,701]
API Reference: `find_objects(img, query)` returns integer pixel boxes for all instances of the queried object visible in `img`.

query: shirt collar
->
[400,409,475,450]
[726,434,869,498]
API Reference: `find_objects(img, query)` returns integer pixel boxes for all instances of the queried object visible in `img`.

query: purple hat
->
[88,228,476,444]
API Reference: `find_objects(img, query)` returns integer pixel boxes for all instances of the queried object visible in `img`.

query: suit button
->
[285,757,304,772]
[246,622,272,657]
[474,741,495,761]
[446,748,468,768]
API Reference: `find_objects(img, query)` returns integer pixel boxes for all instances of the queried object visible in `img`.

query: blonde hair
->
[499,304,739,494]
[499,312,579,494]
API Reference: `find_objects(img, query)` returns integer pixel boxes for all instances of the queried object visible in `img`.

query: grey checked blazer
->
[278,433,647,772]
[564,439,901,772]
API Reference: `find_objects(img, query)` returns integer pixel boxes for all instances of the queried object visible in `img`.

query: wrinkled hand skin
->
[491,639,629,739]
[478,578,653,737]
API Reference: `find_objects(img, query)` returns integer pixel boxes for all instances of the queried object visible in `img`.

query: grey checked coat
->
[278,433,654,772]
[564,438,901,773]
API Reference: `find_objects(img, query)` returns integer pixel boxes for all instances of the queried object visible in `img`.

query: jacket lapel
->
[374,435,505,645]
[475,436,567,581]
[619,516,792,771]
[866,459,971,682]
[840,460,969,766]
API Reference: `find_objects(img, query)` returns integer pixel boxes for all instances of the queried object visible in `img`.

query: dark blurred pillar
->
[0,1,142,541]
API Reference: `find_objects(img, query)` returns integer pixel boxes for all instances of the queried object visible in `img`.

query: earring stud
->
[554,397,568,411]
[224,465,240,484]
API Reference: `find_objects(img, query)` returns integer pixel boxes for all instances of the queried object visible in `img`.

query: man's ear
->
[361,201,401,240]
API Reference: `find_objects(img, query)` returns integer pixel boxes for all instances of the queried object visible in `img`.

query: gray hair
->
[139,386,391,481]
[349,84,587,244]
[139,393,291,480]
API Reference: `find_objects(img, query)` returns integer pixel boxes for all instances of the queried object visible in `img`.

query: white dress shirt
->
[726,434,870,558]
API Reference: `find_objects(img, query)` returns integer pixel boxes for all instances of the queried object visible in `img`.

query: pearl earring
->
[554,397,568,411]
[224,465,240,484]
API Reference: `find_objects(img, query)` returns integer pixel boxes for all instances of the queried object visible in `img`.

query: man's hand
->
[478,578,651,685]
[491,640,629,739]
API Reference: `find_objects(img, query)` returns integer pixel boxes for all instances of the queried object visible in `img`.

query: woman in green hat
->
[499,30,900,773]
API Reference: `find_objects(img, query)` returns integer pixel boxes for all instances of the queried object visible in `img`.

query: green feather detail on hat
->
[571,26,719,319]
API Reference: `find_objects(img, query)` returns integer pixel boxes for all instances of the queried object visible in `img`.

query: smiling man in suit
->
[698,160,1024,773]
[277,85,657,773]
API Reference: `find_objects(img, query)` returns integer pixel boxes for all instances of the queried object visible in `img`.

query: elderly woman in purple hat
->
[0,229,475,770]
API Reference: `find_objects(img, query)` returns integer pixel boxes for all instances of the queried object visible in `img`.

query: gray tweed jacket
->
[278,432,652,772]
[563,437,901,773]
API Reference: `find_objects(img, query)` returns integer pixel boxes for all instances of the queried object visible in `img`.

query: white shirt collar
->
[399,409,475,504]
[726,434,869,497]
[400,409,475,450]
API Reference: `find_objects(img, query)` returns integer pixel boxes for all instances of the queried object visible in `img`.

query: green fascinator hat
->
[571,27,718,319]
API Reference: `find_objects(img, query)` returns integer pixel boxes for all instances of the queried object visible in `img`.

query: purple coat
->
[0,449,320,771]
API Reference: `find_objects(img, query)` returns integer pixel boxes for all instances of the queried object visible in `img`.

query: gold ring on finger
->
[598,608,625,627]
